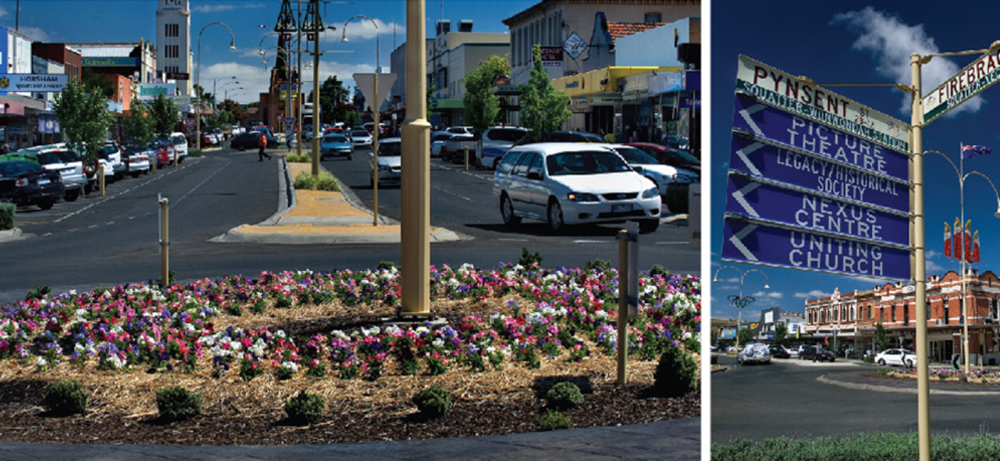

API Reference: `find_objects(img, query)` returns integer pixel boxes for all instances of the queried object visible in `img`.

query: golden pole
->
[910,52,931,461]
[617,229,629,384]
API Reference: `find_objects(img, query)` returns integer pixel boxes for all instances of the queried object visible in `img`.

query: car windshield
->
[379,142,402,156]
[670,148,700,164]
[615,147,659,165]
[36,152,62,165]
[351,130,368,138]
[102,145,118,155]
[324,135,348,143]
[486,128,527,142]
[0,161,38,176]
[546,150,632,176]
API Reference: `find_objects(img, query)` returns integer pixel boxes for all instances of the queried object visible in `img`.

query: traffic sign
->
[735,55,910,153]
[353,73,398,111]
[722,219,910,280]
[728,134,909,212]
[726,175,910,247]
[922,47,1000,125]
[732,94,909,181]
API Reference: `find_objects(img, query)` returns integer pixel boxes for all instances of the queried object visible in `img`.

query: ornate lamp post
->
[713,265,769,350]
[196,22,235,151]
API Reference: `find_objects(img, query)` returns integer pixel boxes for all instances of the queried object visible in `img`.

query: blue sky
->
[6,0,536,104]
[711,1,1000,322]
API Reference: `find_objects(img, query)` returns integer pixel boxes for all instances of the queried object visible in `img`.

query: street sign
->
[922,48,1000,125]
[0,74,67,92]
[732,94,909,181]
[726,175,910,247]
[563,32,587,60]
[353,73,398,111]
[728,134,909,212]
[736,55,910,153]
[722,219,911,280]
[166,72,189,81]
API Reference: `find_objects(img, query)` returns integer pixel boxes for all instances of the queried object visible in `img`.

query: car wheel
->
[878,359,886,366]
[492,157,501,170]
[65,189,80,202]
[501,194,521,226]
[38,200,54,210]
[131,172,141,178]
[829,357,835,363]
[639,219,660,233]
[547,199,565,233]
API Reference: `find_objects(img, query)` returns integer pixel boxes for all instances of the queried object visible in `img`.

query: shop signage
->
[540,46,563,68]
[82,57,138,67]
[166,72,189,81]
[563,32,587,60]
[138,83,176,100]
[0,74,67,92]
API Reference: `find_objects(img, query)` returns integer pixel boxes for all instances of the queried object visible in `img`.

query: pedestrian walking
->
[286,130,293,149]
[258,132,271,161]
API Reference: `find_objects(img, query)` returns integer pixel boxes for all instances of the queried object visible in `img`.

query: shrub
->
[412,385,452,418]
[0,203,14,230]
[239,359,263,381]
[585,259,611,273]
[546,382,584,410]
[519,247,543,267]
[293,171,340,191]
[664,183,689,214]
[649,264,670,278]
[155,386,202,421]
[286,153,310,163]
[377,261,400,272]
[188,149,203,158]
[294,171,317,190]
[862,355,874,363]
[25,285,51,302]
[43,380,88,416]
[538,409,572,430]
[285,391,325,425]
[653,347,698,397]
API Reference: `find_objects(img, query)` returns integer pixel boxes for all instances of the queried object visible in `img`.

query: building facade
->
[156,0,192,96]
[427,20,509,128]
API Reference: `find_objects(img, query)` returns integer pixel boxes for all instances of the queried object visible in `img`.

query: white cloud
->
[330,18,405,42]
[832,7,985,117]
[794,289,828,299]
[0,6,8,18]
[752,291,783,299]
[203,59,375,105]
[926,258,945,273]
[193,3,266,13]
[18,27,51,43]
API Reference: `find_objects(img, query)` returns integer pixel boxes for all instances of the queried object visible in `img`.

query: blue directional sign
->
[722,219,910,280]
[726,175,910,247]
[729,134,909,213]
[732,94,909,182]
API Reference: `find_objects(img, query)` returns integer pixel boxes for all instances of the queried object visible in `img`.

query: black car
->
[798,345,835,362]
[0,160,64,210]
[231,131,278,151]
[769,345,791,359]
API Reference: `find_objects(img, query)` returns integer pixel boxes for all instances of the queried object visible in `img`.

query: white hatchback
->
[875,349,917,367]
[493,143,662,233]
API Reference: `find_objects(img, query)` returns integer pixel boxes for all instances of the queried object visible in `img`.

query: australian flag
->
[962,144,993,158]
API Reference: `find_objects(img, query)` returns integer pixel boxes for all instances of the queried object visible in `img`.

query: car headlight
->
[379,163,392,171]
[642,187,659,199]
[567,192,599,202]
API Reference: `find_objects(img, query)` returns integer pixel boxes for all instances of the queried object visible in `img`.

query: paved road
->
[712,354,1000,443]
[0,146,699,304]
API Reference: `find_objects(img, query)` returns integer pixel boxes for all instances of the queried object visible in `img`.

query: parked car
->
[20,146,86,202]
[370,137,402,187]
[477,126,529,170]
[769,345,791,359]
[122,144,152,176]
[493,143,662,233]
[159,132,188,162]
[430,131,452,158]
[320,133,353,160]
[0,160,63,210]
[445,126,474,136]
[100,142,126,180]
[875,349,917,367]
[606,145,699,196]
[625,142,701,176]
[738,343,772,365]
[350,130,373,149]
[231,131,278,151]
[441,132,475,163]
[799,345,836,362]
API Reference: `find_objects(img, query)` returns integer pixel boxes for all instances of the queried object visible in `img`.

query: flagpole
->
[961,143,970,375]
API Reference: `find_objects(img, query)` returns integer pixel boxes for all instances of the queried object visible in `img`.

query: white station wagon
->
[492,143,662,233]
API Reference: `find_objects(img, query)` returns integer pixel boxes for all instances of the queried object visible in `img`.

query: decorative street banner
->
[0,74,67,92]
[722,219,911,280]
[923,47,1000,125]
[729,134,909,212]
[726,175,910,247]
[137,83,176,100]
[732,94,909,181]
[736,55,911,153]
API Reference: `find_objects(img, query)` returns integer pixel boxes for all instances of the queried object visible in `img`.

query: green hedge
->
[665,183,689,214]
[0,203,13,230]
[293,171,340,192]
[713,433,1000,461]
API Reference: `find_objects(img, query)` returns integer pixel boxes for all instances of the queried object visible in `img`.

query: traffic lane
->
[711,354,997,442]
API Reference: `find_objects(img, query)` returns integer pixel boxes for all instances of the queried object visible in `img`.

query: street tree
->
[462,55,509,133]
[81,68,115,100]
[53,79,116,180]
[874,323,889,354]
[737,328,755,346]
[313,76,353,125]
[149,94,180,136]
[122,94,155,147]
[774,324,788,347]
[217,99,248,125]
[518,44,571,140]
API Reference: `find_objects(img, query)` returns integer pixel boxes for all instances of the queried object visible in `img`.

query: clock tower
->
[156,0,192,98]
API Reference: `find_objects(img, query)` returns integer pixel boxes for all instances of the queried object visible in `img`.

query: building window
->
[943,298,949,324]
[645,12,663,24]
[903,304,909,325]
[891,305,896,323]
[166,23,179,37]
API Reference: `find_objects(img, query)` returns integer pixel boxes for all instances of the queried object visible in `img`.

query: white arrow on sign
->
[734,141,764,176]
[728,223,759,262]
[731,181,761,218]
[738,102,765,137]
[353,73,398,111]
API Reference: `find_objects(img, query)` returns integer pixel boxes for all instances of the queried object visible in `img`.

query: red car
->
[625,142,700,176]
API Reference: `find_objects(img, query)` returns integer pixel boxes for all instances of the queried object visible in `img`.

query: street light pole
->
[196,22,235,151]
[343,15,380,225]
[713,266,769,350]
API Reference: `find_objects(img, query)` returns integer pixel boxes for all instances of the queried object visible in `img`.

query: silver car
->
[738,343,772,365]
[370,137,401,187]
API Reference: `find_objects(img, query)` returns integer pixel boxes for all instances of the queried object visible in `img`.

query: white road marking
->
[655,241,691,245]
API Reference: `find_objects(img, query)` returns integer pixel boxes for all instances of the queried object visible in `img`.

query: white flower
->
[275,330,287,339]
[433,338,445,348]
[330,330,350,340]
[36,357,47,368]
[281,361,299,372]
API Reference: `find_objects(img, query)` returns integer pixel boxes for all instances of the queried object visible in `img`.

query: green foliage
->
[43,380,88,416]
[53,79,116,176]
[293,171,340,191]
[653,347,698,398]
[519,44,571,139]
[546,382,584,410]
[81,68,116,98]
[585,259,611,273]
[239,359,263,381]
[863,355,875,363]
[217,99,248,125]
[122,95,155,147]
[377,261,400,272]
[412,385,452,418]
[519,247,543,267]
[773,323,788,347]
[649,264,670,278]
[284,391,325,425]
[737,328,755,346]
[665,183,690,214]
[286,153,311,163]
[0,203,12,230]
[874,323,889,354]
[149,94,180,136]
[462,55,510,132]
[155,386,202,421]
[318,76,354,125]
[538,409,572,430]
[710,433,1000,461]
[26,285,51,302]
[188,149,203,158]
